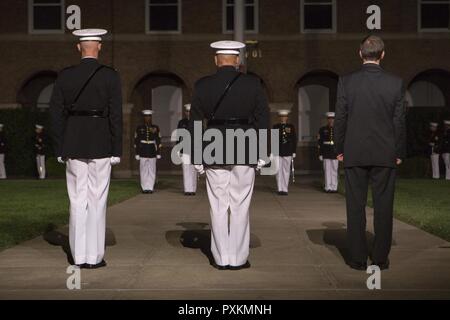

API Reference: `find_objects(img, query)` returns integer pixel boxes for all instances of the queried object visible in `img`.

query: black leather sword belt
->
[68,110,105,117]
[208,118,250,126]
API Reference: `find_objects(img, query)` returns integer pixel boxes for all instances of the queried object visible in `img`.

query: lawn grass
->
[337,177,450,242]
[0,179,140,251]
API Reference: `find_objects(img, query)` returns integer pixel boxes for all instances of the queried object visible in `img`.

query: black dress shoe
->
[347,261,367,271]
[371,259,390,270]
[229,261,251,271]
[148,190,153,194]
[75,263,88,269]
[184,192,190,196]
[277,191,283,196]
[85,260,107,269]
[191,193,196,196]
[211,262,229,270]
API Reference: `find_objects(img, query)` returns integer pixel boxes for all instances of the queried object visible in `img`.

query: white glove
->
[194,165,205,175]
[110,157,121,165]
[319,156,323,162]
[135,155,140,161]
[156,155,162,160]
[57,157,65,164]
[256,159,266,171]
[292,153,296,158]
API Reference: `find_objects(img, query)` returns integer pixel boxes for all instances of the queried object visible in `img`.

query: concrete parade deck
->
[0,175,449,300]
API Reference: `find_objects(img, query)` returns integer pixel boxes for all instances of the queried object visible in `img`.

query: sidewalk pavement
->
[1,175,449,299]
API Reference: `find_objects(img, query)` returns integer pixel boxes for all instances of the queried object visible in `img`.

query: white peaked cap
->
[444,120,450,125]
[0,124,3,128]
[35,124,44,129]
[142,110,153,116]
[210,40,245,55]
[184,104,191,111]
[278,109,290,116]
[73,29,108,42]
[430,122,438,127]
[326,112,336,118]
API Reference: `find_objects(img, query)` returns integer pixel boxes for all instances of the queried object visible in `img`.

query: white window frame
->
[222,0,259,34]
[145,0,182,34]
[28,0,65,34]
[418,0,450,32]
[300,0,336,34]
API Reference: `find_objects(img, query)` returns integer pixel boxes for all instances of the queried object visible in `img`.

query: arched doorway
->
[406,69,450,156]
[130,71,188,173]
[17,71,57,111]
[296,70,338,142]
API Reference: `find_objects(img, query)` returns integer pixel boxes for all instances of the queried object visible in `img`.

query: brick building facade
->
[0,0,449,177]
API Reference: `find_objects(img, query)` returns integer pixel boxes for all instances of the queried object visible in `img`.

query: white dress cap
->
[444,120,450,125]
[0,124,3,129]
[210,40,245,55]
[184,104,191,111]
[142,110,153,116]
[35,124,44,129]
[430,122,438,127]
[278,109,290,116]
[73,29,108,42]
[326,112,336,118]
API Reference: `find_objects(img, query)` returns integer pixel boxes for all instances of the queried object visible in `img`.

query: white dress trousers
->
[431,154,440,179]
[66,158,111,265]
[276,156,292,193]
[205,166,255,267]
[323,159,339,191]
[140,157,156,191]
[36,155,46,179]
[0,154,6,179]
[442,153,450,180]
[182,154,197,193]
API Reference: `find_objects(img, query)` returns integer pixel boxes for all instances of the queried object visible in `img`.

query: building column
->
[234,0,246,68]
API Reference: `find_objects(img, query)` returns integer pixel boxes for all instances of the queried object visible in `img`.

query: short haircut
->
[360,35,385,61]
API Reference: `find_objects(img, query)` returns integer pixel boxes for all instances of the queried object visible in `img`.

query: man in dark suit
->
[334,35,406,271]
[191,40,270,270]
[49,29,122,269]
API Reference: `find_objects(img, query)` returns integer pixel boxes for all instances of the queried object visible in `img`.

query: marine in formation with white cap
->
[0,123,6,179]
[49,29,123,269]
[177,104,197,195]
[134,110,162,194]
[318,112,339,192]
[191,40,270,270]
[34,124,46,180]
[427,122,441,179]
[273,110,297,195]
[441,120,450,180]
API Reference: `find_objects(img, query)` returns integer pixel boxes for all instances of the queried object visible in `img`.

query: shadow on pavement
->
[306,222,375,263]
[43,224,117,265]
[165,222,262,265]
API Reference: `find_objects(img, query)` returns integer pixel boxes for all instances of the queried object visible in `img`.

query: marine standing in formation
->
[50,29,123,269]
[427,122,440,179]
[0,123,6,179]
[441,120,450,180]
[134,110,161,194]
[191,40,270,270]
[273,110,296,195]
[34,124,46,180]
[177,104,197,196]
[318,112,339,193]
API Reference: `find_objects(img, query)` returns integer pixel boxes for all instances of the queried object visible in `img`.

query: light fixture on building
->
[245,40,262,59]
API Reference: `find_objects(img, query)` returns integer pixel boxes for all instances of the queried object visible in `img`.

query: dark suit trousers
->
[344,166,396,263]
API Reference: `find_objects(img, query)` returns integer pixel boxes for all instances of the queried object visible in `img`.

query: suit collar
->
[362,63,382,72]
[80,57,99,64]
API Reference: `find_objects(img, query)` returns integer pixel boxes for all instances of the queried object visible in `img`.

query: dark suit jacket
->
[191,66,270,166]
[334,63,406,168]
[49,58,123,159]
